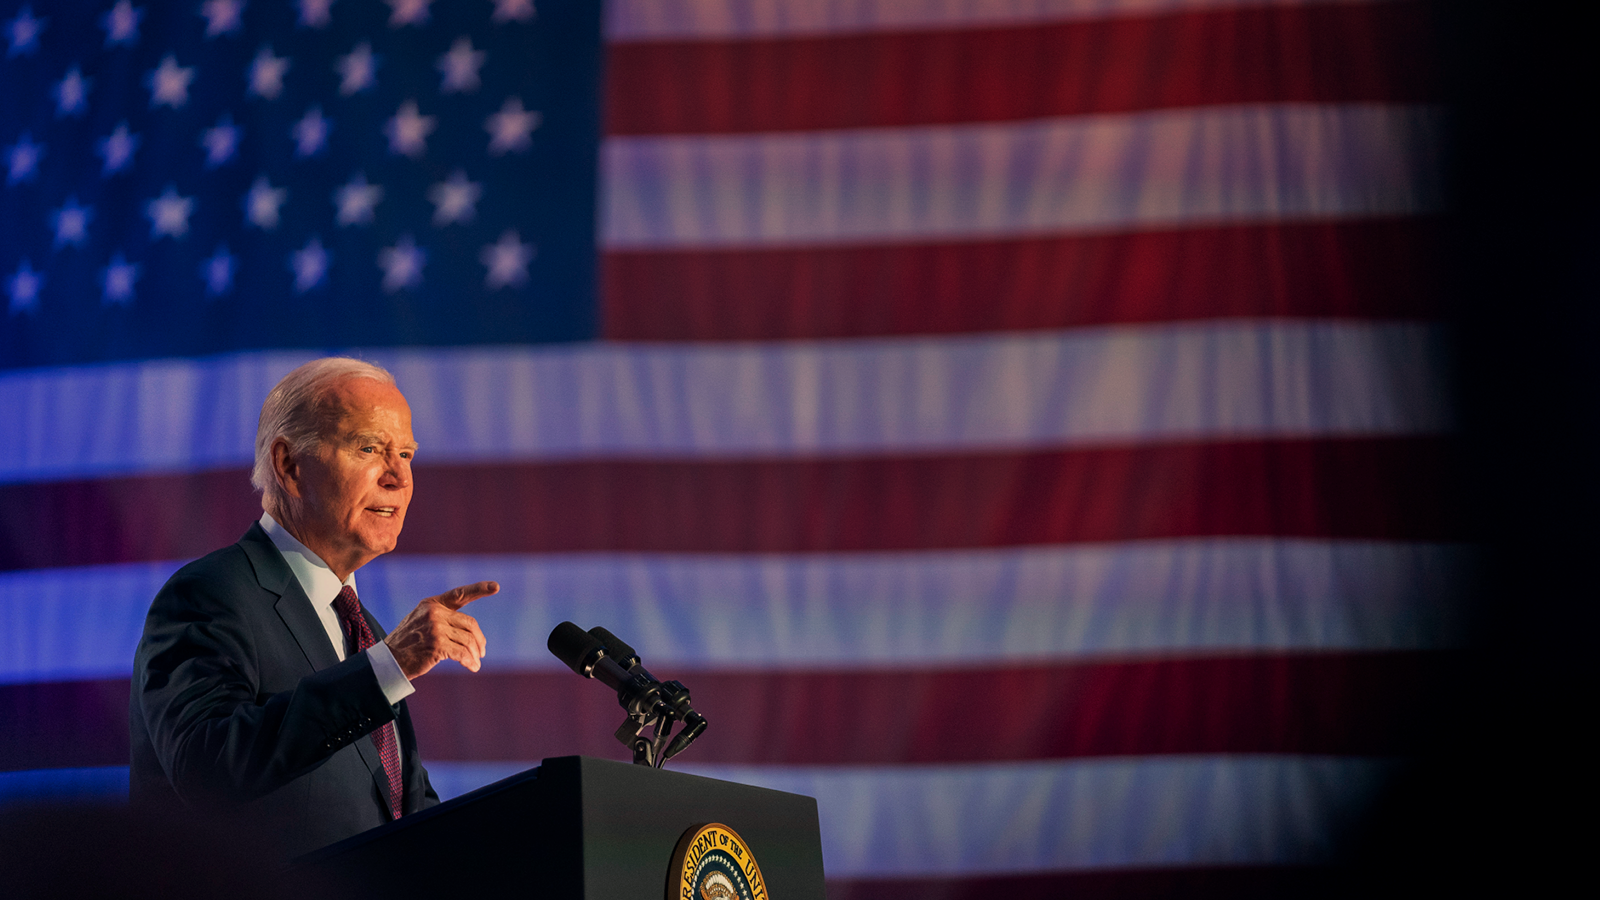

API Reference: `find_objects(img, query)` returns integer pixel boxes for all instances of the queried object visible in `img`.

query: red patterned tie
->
[333,585,404,820]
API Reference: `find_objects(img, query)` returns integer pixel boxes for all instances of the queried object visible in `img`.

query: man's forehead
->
[323,378,414,438]
[339,428,418,447]
[327,374,407,405]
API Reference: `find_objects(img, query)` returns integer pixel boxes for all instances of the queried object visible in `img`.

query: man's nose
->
[381,452,411,489]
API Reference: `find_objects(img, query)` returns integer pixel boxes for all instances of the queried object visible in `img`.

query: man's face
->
[284,377,416,577]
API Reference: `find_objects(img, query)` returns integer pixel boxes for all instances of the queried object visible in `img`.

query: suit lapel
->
[241,524,342,673]
[394,703,428,814]
[239,524,390,809]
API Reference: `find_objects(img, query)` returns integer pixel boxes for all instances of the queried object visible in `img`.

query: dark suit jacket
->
[129,523,439,858]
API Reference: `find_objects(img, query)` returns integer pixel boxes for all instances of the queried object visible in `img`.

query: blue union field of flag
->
[2,0,599,368]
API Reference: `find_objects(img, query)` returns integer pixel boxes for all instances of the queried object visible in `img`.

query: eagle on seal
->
[700,871,738,900]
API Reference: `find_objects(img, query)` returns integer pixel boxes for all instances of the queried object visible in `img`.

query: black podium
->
[293,756,826,899]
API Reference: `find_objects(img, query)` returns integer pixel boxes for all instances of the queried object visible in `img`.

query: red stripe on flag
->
[4,652,1440,771]
[0,438,1456,571]
[400,438,1461,552]
[0,470,261,574]
[411,653,1441,764]
[602,219,1443,340]
[0,679,130,772]
[605,2,1438,136]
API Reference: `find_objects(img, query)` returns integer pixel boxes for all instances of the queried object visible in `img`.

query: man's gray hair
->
[252,357,396,503]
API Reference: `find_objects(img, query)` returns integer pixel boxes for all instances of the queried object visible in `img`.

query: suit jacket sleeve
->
[134,545,403,809]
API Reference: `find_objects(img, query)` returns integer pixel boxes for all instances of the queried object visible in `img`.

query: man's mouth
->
[366,507,398,517]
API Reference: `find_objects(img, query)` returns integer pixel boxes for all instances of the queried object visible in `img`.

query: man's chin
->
[369,532,402,555]
[355,524,404,559]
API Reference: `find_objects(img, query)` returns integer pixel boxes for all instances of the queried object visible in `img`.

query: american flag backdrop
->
[1,1,1460,896]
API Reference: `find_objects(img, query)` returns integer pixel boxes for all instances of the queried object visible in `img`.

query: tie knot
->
[333,585,361,622]
[334,585,377,652]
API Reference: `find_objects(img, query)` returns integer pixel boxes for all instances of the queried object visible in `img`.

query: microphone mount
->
[547,622,708,768]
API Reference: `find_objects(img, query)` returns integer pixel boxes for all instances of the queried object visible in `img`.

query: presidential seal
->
[668,823,768,900]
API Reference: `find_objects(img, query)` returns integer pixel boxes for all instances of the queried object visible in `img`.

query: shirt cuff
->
[365,642,416,704]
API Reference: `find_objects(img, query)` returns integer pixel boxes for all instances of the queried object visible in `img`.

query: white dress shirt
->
[259,512,415,708]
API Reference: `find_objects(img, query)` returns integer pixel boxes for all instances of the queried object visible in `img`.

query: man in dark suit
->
[130,357,497,858]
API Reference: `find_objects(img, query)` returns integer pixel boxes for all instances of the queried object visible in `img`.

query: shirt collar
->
[260,511,356,609]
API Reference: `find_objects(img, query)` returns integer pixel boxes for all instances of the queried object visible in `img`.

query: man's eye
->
[360,446,376,454]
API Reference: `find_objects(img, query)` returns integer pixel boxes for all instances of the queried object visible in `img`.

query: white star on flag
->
[491,0,536,24]
[485,97,540,156]
[438,37,485,94]
[245,175,287,229]
[428,170,481,225]
[6,5,44,57]
[291,237,330,292]
[293,106,331,157]
[298,0,334,28]
[147,186,195,239]
[7,260,41,316]
[334,172,384,226]
[202,115,241,167]
[249,46,291,99]
[480,230,534,290]
[5,133,41,185]
[337,42,378,95]
[385,0,433,27]
[378,235,426,292]
[149,55,195,109]
[97,123,139,175]
[102,1,142,46]
[54,67,91,117]
[200,0,245,38]
[201,245,235,296]
[102,253,140,305]
[376,235,425,291]
[385,100,435,158]
[52,198,92,248]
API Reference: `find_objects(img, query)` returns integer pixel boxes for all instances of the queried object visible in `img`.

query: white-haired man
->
[130,358,497,857]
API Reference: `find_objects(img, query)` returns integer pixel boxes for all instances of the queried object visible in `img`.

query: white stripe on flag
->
[1,540,1463,683]
[428,756,1395,876]
[601,105,1441,248]
[604,0,1395,41]
[0,352,298,483]
[0,321,1449,483]
[0,559,184,685]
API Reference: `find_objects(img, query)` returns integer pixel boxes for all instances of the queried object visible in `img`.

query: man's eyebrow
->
[345,431,419,450]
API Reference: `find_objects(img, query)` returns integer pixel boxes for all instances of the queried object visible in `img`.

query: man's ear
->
[271,438,304,500]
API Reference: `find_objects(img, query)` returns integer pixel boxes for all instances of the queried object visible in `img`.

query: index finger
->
[437,581,499,610]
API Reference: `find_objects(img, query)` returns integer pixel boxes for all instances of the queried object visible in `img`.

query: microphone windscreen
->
[548,621,602,675]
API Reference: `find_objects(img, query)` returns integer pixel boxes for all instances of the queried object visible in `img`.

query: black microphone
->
[590,625,706,760]
[547,619,601,675]
[593,625,706,762]
[587,625,640,669]
[547,621,661,717]
[548,621,708,764]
